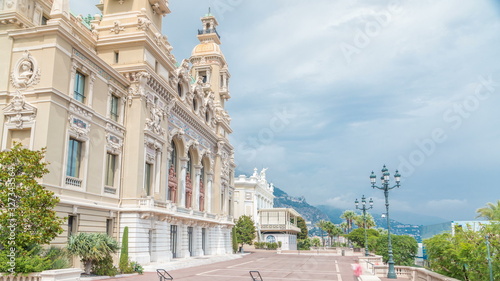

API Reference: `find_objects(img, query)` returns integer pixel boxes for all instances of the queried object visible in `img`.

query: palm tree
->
[354,213,376,229]
[339,222,349,234]
[315,220,329,247]
[67,232,120,274]
[340,210,357,233]
[476,200,500,220]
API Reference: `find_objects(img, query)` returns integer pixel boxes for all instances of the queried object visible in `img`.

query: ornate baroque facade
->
[0,0,235,263]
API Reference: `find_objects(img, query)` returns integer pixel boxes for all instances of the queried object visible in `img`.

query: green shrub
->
[119,227,132,273]
[298,238,312,250]
[231,228,238,253]
[44,247,70,270]
[67,232,119,275]
[0,248,50,274]
[91,255,118,276]
[130,261,143,274]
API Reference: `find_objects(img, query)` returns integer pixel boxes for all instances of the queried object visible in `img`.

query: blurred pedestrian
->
[352,260,362,280]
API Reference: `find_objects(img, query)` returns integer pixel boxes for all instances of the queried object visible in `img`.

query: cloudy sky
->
[72,0,500,224]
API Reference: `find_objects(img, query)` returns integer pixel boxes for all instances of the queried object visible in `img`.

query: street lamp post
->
[370,165,401,279]
[355,195,373,257]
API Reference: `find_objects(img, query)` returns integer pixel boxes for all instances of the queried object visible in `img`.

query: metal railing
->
[197,28,221,39]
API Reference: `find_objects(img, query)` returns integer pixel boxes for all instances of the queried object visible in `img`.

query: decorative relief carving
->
[106,133,123,153]
[137,17,151,31]
[11,51,41,90]
[168,166,177,203]
[68,115,91,138]
[110,20,125,34]
[3,91,37,129]
[145,103,166,136]
[176,59,190,83]
[69,103,93,119]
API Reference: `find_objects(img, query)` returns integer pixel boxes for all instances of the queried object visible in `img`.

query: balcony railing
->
[363,256,461,281]
[65,176,82,187]
[197,28,221,39]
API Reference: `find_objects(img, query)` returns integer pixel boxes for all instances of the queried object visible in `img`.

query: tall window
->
[67,139,82,177]
[168,142,177,201]
[145,163,152,196]
[68,215,77,237]
[169,142,177,171]
[110,95,119,122]
[177,83,183,97]
[186,151,192,175]
[74,71,86,103]
[105,153,116,186]
[106,218,113,236]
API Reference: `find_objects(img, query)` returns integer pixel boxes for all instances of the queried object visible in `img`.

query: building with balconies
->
[259,208,301,250]
[0,0,236,264]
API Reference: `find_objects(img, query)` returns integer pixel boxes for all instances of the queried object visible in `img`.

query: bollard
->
[342,249,345,256]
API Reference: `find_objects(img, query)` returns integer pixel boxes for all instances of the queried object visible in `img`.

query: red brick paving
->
[89,251,374,281]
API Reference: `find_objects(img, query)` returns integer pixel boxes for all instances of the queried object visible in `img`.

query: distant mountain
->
[273,187,329,224]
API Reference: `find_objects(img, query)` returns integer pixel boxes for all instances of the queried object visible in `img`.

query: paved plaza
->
[90,250,391,281]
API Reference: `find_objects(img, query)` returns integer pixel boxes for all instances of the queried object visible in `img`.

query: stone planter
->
[1,268,82,281]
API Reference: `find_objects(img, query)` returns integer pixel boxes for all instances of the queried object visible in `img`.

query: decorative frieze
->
[10,51,40,90]
[68,115,91,139]
[3,91,37,129]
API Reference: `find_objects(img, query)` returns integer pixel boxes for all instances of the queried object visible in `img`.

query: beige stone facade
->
[0,0,235,264]
[234,168,274,240]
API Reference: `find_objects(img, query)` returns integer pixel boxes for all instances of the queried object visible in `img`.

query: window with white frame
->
[110,95,119,122]
[105,153,117,187]
[74,71,86,103]
[66,138,82,178]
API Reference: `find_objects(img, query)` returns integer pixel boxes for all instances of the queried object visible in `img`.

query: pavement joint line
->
[198,274,341,281]
[226,259,256,268]
[195,269,220,275]
[197,268,340,274]
[335,263,340,272]
[338,273,343,281]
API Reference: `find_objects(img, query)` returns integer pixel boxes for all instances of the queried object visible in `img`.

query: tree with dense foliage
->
[373,234,418,266]
[297,238,312,250]
[311,237,321,247]
[340,210,357,233]
[339,222,349,234]
[424,223,500,280]
[234,215,256,248]
[315,220,329,246]
[353,213,376,229]
[476,200,500,221]
[316,220,343,246]
[296,217,308,240]
[346,228,380,249]
[0,144,64,274]
[67,232,119,275]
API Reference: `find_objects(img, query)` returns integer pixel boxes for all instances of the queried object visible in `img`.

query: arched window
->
[177,83,183,97]
[169,142,177,172]
[193,97,198,112]
[168,141,178,202]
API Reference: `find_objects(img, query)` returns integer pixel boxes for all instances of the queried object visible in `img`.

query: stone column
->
[206,173,213,213]
[193,165,202,210]
[179,158,188,207]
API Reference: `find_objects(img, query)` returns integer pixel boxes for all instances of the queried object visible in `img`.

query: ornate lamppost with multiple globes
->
[370,165,401,279]
[355,195,373,257]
